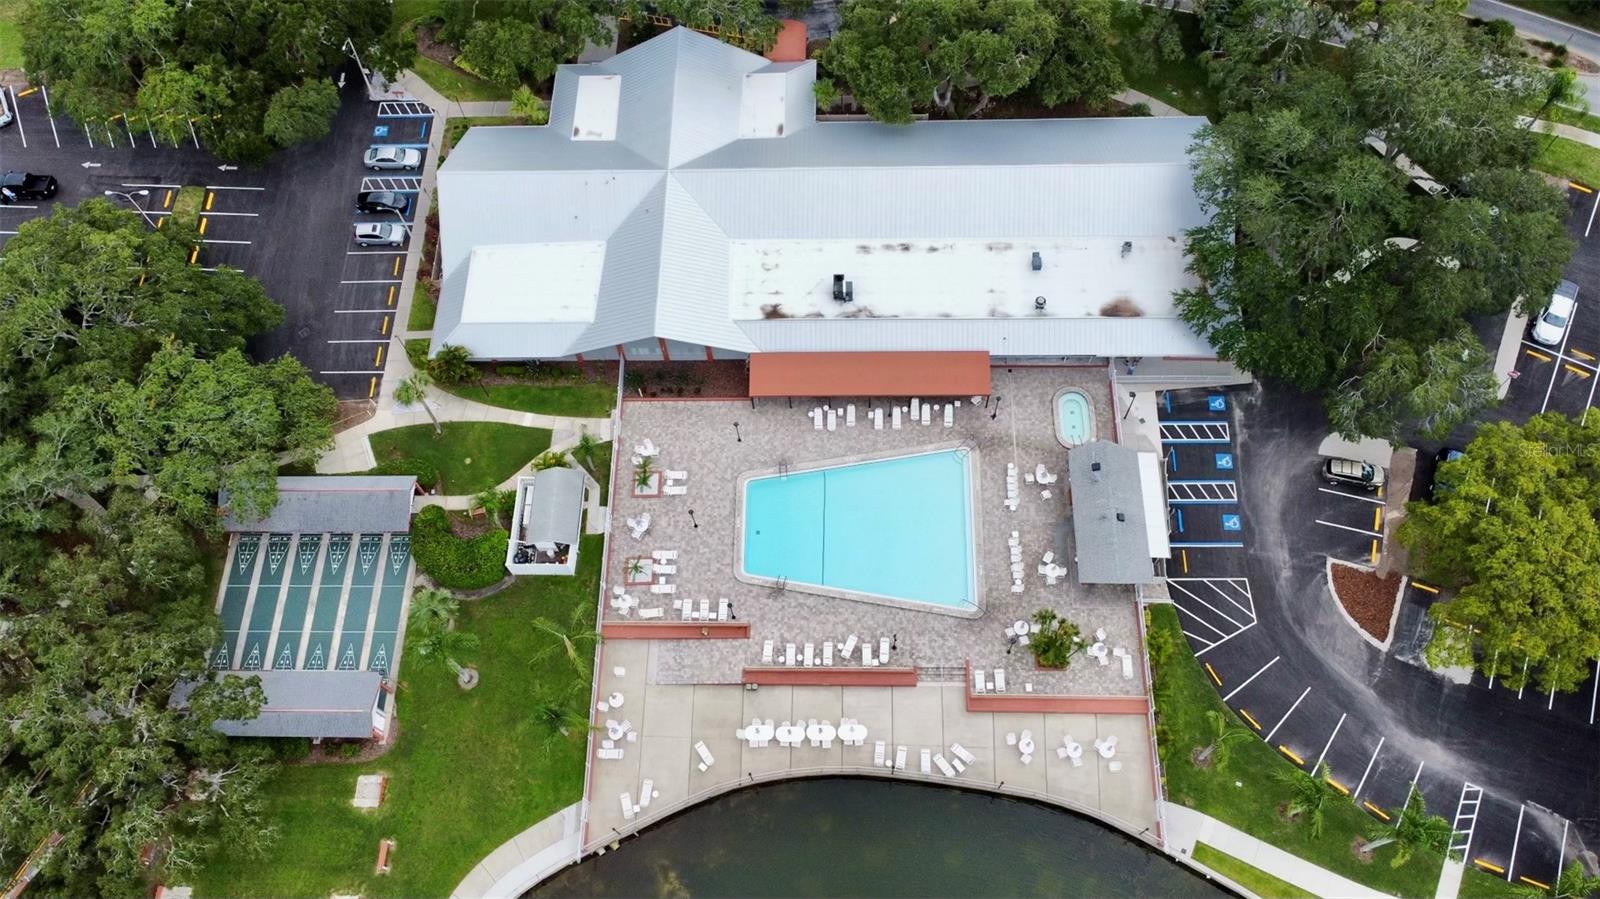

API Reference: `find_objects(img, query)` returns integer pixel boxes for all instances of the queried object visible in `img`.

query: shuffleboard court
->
[303,533,352,670]
[334,535,384,671]
[269,535,323,670]
[365,535,412,674]
[212,534,262,669]
[239,534,293,669]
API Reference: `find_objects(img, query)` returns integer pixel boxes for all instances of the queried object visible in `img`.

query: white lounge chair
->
[695,740,715,768]
[943,404,954,427]
[910,398,920,419]
[640,779,654,808]
[842,634,858,659]
[804,642,815,667]
[847,404,856,427]
[862,641,876,666]
[892,406,902,429]
[874,740,886,766]
[920,748,932,774]
[653,550,678,561]
[718,598,730,621]
[879,637,890,663]
[952,757,966,774]
[894,745,907,770]
[1122,654,1135,679]
[994,668,1006,693]
[812,408,824,430]
[973,669,986,693]
[635,439,659,457]
[653,564,676,575]
[680,601,692,621]
[934,754,956,777]
[597,748,624,760]
[823,641,834,666]
[639,607,663,619]
[762,640,774,664]
[785,643,796,666]
[951,743,976,765]
[873,408,884,430]
[827,409,837,431]
[663,484,688,495]
[699,598,710,620]
[664,469,688,482]
[621,792,636,820]
[921,404,931,425]
[651,583,676,594]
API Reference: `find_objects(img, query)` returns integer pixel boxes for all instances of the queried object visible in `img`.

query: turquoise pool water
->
[1057,390,1095,446]
[742,450,974,609]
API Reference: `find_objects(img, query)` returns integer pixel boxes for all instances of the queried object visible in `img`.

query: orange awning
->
[748,351,991,398]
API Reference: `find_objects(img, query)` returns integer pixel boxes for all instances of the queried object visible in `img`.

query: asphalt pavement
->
[0,67,429,400]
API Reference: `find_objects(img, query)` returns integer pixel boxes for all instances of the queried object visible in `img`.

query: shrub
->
[533,451,569,471]
[411,505,508,589]
[266,737,312,761]
[428,344,475,384]
[1029,608,1083,669]
[336,742,363,759]
[1126,101,1152,117]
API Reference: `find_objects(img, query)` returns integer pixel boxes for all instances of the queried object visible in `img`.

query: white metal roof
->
[463,243,605,324]
[432,26,1215,361]
[572,75,621,140]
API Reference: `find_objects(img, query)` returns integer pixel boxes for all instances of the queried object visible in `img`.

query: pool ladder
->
[777,461,791,479]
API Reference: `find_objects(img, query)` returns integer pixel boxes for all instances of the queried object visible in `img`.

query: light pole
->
[103,189,156,227]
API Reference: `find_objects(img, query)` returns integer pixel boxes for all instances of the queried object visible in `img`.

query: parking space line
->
[1590,659,1599,724]
[0,204,39,210]
[1587,188,1600,237]
[1450,783,1482,861]
[1585,369,1600,427]
[1556,819,1569,887]
[1167,581,1246,630]
[1264,686,1310,741]
[205,185,267,191]
[340,279,402,284]
[1542,304,1578,413]
[333,309,392,314]
[40,85,59,148]
[1408,760,1425,793]
[348,250,406,256]
[1222,655,1279,702]
[1313,713,1346,769]
[1238,709,1261,730]
[123,182,182,189]
[1352,737,1385,799]
[200,239,251,245]
[327,339,390,344]
[1315,519,1382,538]
[1364,801,1391,820]
[1278,745,1304,765]
[1316,487,1384,505]
[203,211,260,217]
[8,87,24,148]
[320,369,387,374]
[1169,541,1244,548]
[1507,804,1526,883]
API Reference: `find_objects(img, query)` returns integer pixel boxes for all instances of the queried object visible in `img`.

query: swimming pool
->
[1056,389,1095,446]
[741,449,976,612]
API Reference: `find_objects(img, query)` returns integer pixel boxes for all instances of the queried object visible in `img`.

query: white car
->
[353,222,405,247]
[1532,280,1580,346]
[363,145,422,170]
[0,88,11,129]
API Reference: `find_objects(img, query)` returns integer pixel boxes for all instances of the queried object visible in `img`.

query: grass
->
[1460,867,1533,898]
[1532,134,1600,188]
[1192,842,1315,898]
[1115,11,1220,120]
[407,282,436,332]
[410,55,512,103]
[0,0,23,70]
[172,186,205,229]
[442,115,534,161]
[1149,605,1446,898]
[576,440,613,507]
[445,382,616,418]
[368,422,551,495]
[1537,103,1600,135]
[193,537,602,898]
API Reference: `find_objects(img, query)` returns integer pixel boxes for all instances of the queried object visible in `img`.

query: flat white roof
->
[462,242,605,324]
[738,72,788,139]
[1138,451,1171,561]
[572,75,621,141]
[727,237,1194,321]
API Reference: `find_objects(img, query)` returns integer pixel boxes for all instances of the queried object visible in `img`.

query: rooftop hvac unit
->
[844,281,854,303]
[832,273,845,302]
[1031,251,1042,271]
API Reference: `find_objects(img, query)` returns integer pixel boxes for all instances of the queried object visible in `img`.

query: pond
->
[532,778,1232,898]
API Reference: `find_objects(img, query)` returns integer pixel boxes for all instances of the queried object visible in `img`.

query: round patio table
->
[609,691,625,708]
[837,722,867,743]
[1017,736,1035,755]
[1064,741,1082,759]
[806,722,836,744]
[775,724,805,745]
[745,724,774,744]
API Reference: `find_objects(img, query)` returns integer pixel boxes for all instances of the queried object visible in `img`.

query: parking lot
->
[1159,385,1598,889]
[0,68,432,399]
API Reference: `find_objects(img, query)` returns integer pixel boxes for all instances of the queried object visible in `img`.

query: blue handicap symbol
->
[1221,513,1242,531]
[1208,394,1227,412]
[1215,452,1234,470]
[373,124,390,138]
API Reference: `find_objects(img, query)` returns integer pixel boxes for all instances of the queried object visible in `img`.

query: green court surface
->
[212,531,413,675]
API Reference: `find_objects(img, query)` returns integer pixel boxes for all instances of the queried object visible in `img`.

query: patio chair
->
[762,640,774,664]
[842,634,858,659]
[921,748,932,774]
[804,642,815,667]
[894,745,907,770]
[823,641,834,666]
[847,404,856,427]
[934,754,956,777]
[874,740,886,766]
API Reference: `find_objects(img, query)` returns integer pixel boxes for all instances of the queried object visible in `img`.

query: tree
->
[407,589,480,688]
[1194,708,1251,771]
[1276,762,1333,836]
[510,84,550,123]
[572,428,601,472]
[448,0,615,88]
[1326,330,1498,443]
[1031,0,1125,111]
[263,79,341,147]
[1027,608,1083,669]
[394,370,441,436]
[1362,787,1451,869]
[20,0,403,161]
[531,604,600,677]
[652,0,779,50]
[1515,861,1600,899]
[471,487,516,528]
[533,450,569,471]
[408,587,462,635]
[531,682,590,741]
[1399,415,1600,694]
[819,0,1059,123]
[428,343,476,385]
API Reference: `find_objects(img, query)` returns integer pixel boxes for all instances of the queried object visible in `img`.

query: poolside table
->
[805,721,836,745]
[775,724,805,746]
[745,723,774,745]
[838,722,867,744]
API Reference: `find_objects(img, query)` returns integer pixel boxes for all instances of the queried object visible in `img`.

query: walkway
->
[451,802,584,899]
[1116,88,1188,117]
[1162,801,1393,899]
[1521,115,1600,150]
[394,71,513,119]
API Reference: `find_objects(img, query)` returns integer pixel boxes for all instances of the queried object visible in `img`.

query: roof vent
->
[833,274,845,302]
[1116,512,1126,522]
[1031,251,1042,271]
[1090,461,1101,472]
[844,281,854,303]
[1120,241,1133,258]
[1034,296,1047,311]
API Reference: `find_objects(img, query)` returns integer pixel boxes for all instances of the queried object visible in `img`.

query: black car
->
[0,171,58,203]
[356,190,410,215]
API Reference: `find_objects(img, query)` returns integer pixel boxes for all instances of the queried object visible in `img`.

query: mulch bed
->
[1330,562,1403,643]
[626,360,749,398]
[447,509,497,539]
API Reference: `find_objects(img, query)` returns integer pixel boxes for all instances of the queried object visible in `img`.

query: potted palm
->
[1028,608,1084,669]
[633,455,661,496]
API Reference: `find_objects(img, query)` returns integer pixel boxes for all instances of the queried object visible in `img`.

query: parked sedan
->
[1531,280,1580,347]
[353,223,405,247]
[356,190,410,215]
[0,171,58,203]
[364,145,422,170]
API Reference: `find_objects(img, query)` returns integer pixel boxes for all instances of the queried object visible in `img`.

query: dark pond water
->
[532,777,1233,898]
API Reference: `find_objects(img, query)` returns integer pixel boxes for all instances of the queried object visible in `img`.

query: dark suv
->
[0,171,58,203]
[356,190,410,215]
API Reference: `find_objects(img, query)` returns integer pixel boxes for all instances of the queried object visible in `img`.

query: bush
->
[428,344,475,385]
[1029,608,1084,669]
[367,457,439,491]
[1126,101,1152,117]
[266,738,312,761]
[336,742,363,759]
[411,505,508,590]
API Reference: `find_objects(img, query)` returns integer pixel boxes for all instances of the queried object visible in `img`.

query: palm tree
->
[409,587,459,634]
[634,455,656,490]
[1195,708,1251,771]
[1362,787,1452,869]
[393,371,441,436]
[1276,762,1333,837]
[531,682,590,740]
[1520,861,1600,899]
[572,428,600,471]
[531,604,600,677]
[533,450,569,471]
[1526,67,1586,136]
[410,627,480,688]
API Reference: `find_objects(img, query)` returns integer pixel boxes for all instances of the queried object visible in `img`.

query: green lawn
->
[407,282,436,332]
[1116,11,1219,120]
[0,0,23,70]
[1532,134,1600,188]
[193,538,601,898]
[1537,103,1600,135]
[410,55,512,103]
[576,440,613,507]
[1460,866,1534,898]
[369,422,551,495]
[447,381,616,419]
[1149,605,1446,898]
[1192,843,1315,899]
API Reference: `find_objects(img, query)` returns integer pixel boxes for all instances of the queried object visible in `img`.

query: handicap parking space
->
[210,530,412,676]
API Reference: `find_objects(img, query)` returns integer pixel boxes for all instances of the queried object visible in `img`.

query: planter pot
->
[632,472,662,497]
[458,667,480,690]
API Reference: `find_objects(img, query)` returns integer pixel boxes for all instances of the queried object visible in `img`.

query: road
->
[1468,0,1600,97]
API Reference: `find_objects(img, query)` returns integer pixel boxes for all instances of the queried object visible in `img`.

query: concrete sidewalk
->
[396,71,514,119]
[1116,88,1189,118]
[1522,115,1600,150]
[1162,801,1393,899]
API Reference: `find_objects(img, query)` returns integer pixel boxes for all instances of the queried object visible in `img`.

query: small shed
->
[173,670,391,741]
[220,476,416,534]
[507,467,586,575]
[1067,440,1159,585]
